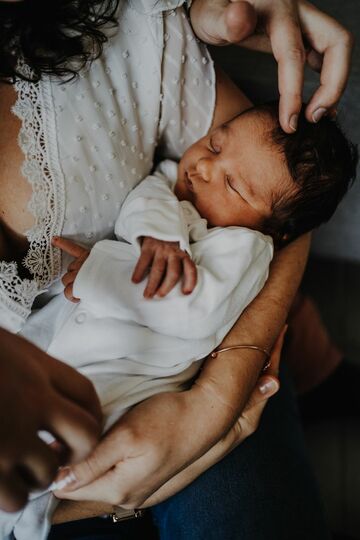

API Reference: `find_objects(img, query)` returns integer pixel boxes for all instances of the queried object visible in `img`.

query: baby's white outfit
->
[23,160,273,429]
[0,160,273,539]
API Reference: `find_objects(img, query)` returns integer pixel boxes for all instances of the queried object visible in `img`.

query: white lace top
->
[0,0,216,333]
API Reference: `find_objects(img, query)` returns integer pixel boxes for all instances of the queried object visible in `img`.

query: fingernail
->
[259,379,278,395]
[289,114,298,132]
[49,467,77,492]
[312,107,327,123]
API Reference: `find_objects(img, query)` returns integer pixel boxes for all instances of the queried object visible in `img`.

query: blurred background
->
[211,1,360,538]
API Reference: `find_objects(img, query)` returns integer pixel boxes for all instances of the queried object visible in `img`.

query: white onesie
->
[23,159,274,429]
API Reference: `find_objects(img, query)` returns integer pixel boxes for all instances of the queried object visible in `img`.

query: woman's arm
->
[193,233,310,429]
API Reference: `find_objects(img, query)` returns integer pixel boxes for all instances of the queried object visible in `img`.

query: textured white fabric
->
[0,0,216,334]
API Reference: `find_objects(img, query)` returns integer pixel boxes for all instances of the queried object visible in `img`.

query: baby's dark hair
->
[255,102,358,248]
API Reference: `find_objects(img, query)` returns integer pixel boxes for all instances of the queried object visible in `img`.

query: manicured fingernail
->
[259,379,278,395]
[289,114,298,132]
[49,468,77,491]
[312,107,327,123]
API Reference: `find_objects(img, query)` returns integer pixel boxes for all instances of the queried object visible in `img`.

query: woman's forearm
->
[192,234,311,430]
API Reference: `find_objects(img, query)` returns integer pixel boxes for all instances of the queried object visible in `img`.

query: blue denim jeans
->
[49,368,330,540]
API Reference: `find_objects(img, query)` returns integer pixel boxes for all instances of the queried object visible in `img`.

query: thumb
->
[242,325,288,416]
[223,1,257,44]
[50,433,118,492]
[243,375,280,415]
[191,0,256,46]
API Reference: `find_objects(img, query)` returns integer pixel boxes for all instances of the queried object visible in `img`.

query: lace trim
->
[0,65,66,325]
[0,262,38,320]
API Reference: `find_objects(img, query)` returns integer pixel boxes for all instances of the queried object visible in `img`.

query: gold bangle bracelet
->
[210,345,271,371]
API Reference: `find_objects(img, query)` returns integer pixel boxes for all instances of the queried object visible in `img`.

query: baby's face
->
[176,110,295,230]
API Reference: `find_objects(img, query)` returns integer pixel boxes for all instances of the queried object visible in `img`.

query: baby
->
[58,100,358,301]
[3,103,357,540]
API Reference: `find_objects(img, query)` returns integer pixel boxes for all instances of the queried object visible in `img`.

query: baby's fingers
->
[132,251,154,284]
[62,273,80,303]
[182,257,197,295]
[156,256,182,297]
[143,257,166,299]
[53,237,88,258]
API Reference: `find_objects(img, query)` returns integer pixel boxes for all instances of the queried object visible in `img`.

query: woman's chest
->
[0,85,34,238]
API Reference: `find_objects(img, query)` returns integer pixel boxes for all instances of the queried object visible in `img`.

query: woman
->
[0,0,352,537]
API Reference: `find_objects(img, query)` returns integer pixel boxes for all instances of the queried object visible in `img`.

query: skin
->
[190,0,354,132]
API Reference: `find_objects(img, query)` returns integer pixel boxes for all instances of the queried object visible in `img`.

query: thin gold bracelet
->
[210,345,271,371]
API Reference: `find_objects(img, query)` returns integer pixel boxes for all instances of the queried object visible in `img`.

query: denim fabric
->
[49,368,330,540]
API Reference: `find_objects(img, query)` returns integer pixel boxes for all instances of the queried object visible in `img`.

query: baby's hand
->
[132,237,197,298]
[52,237,90,303]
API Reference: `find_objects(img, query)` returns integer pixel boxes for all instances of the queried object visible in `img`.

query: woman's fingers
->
[44,394,101,464]
[298,0,353,122]
[53,424,125,495]
[190,0,257,46]
[305,38,353,122]
[222,1,258,44]
[0,472,30,513]
[21,438,60,489]
[268,8,306,132]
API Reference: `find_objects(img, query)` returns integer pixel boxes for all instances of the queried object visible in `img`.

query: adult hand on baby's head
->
[190,0,353,133]
[52,237,90,303]
[0,329,102,512]
[53,328,284,509]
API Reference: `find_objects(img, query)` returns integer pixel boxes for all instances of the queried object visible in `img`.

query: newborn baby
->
[4,103,357,540]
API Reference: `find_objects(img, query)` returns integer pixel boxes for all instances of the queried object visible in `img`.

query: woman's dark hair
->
[0,0,120,83]
[256,103,358,248]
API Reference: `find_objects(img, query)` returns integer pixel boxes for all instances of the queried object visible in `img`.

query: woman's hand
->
[190,0,353,133]
[0,328,102,512]
[54,328,285,508]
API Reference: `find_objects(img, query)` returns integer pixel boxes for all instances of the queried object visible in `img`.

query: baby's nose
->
[196,158,212,182]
